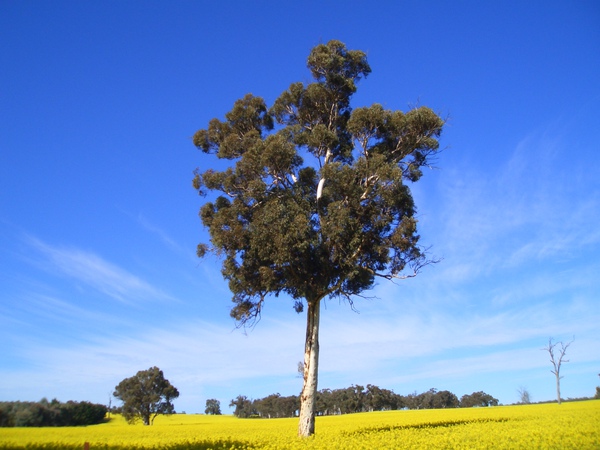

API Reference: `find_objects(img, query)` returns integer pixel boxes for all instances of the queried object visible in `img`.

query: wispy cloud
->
[1,289,597,408]
[5,126,598,411]
[12,292,133,332]
[25,236,172,304]
[0,316,306,404]
[136,214,186,254]
[318,300,594,365]
[425,128,600,286]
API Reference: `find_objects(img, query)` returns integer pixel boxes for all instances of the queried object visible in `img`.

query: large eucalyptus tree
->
[192,40,444,436]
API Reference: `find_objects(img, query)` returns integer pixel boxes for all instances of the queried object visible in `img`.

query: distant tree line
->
[0,398,107,427]
[229,385,498,418]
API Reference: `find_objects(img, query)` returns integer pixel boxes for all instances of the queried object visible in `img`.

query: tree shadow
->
[14,438,258,450]
[343,417,513,437]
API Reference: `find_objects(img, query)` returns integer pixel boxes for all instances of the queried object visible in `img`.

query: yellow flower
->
[0,400,598,449]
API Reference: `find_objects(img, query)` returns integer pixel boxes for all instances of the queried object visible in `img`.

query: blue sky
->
[1,1,599,414]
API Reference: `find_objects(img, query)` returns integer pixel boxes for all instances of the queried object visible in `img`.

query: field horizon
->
[1,399,598,449]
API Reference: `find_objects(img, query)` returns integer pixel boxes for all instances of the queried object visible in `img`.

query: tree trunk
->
[556,374,561,404]
[298,298,321,437]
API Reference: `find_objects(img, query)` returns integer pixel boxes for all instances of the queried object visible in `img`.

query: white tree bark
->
[545,338,573,405]
[298,299,321,437]
[298,147,328,436]
[316,177,325,201]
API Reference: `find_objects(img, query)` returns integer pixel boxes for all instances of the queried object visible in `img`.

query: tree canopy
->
[113,367,179,426]
[227,385,501,418]
[192,40,444,436]
[459,391,499,408]
[0,399,106,427]
[204,398,222,415]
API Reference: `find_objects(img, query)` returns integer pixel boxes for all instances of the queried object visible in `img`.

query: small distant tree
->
[460,391,498,408]
[517,386,531,404]
[403,391,420,410]
[432,390,460,409]
[204,399,222,415]
[417,388,438,409]
[297,361,304,378]
[364,384,399,411]
[229,395,255,418]
[543,337,573,404]
[113,367,179,425]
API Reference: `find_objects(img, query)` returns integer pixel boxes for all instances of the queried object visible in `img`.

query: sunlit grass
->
[1,400,598,449]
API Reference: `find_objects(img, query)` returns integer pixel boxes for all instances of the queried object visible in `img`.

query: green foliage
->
[204,399,222,415]
[229,385,481,418]
[460,391,499,408]
[229,395,255,418]
[193,39,445,437]
[0,399,107,427]
[192,40,444,324]
[406,389,460,409]
[113,366,179,425]
[253,393,299,418]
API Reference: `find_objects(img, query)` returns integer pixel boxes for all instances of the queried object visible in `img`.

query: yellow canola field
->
[1,400,598,449]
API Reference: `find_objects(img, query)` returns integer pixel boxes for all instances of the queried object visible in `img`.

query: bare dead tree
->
[297,361,304,379]
[517,386,531,404]
[543,337,574,404]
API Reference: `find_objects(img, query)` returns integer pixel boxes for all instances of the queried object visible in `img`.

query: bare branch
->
[543,337,574,404]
